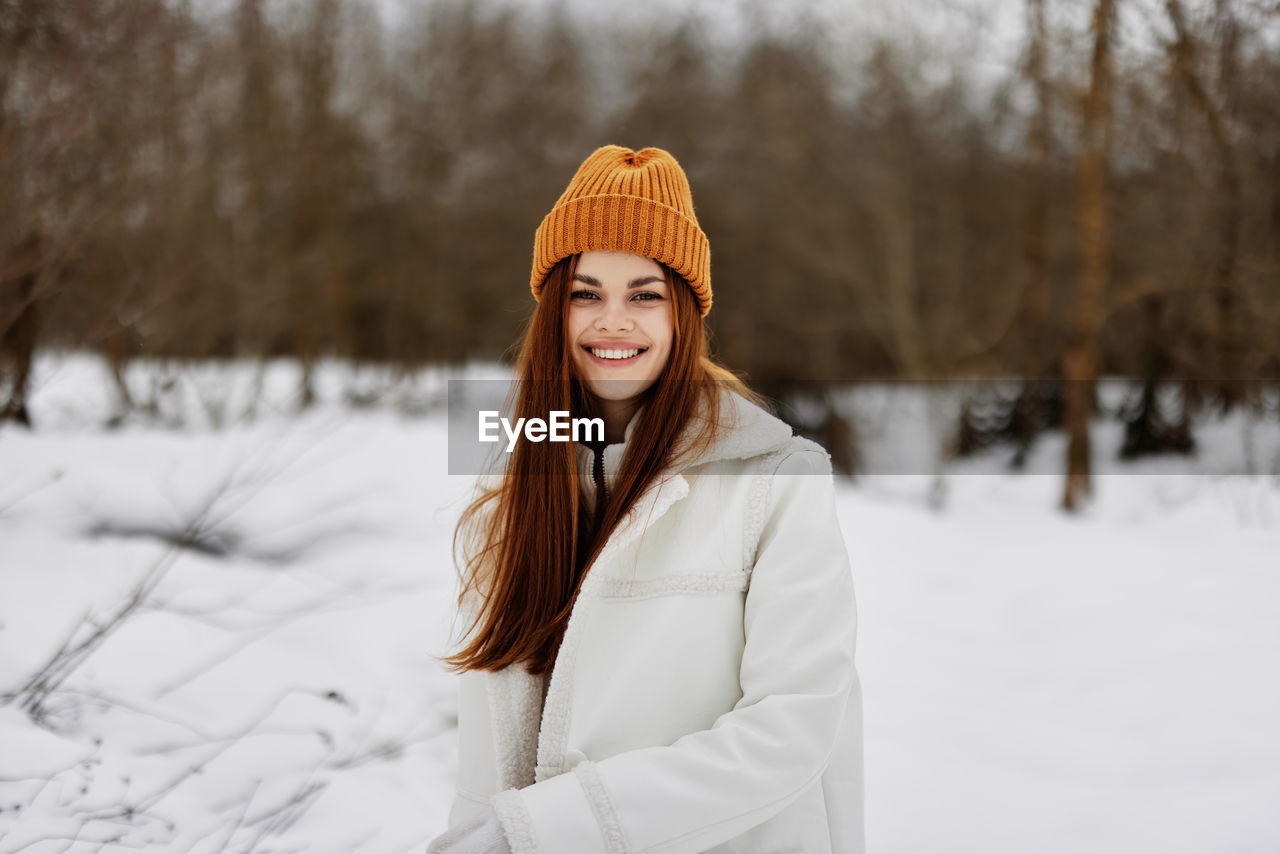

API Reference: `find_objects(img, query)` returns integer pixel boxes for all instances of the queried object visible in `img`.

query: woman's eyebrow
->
[573,273,667,289]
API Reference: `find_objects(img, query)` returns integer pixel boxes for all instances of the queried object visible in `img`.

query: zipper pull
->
[592,444,607,503]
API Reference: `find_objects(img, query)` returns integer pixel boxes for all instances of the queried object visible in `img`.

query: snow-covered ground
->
[2,353,1278,853]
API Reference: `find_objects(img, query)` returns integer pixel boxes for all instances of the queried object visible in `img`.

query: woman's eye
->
[570,289,600,300]
[632,292,662,302]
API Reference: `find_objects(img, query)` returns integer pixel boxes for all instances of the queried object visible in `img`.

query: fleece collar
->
[572,386,794,500]
[689,387,797,464]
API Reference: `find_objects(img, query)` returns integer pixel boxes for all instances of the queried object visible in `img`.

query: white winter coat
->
[444,386,864,854]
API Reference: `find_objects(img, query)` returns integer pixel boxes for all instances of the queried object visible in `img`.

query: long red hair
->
[444,253,765,675]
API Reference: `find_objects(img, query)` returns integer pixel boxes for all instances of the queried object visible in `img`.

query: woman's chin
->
[584,375,653,401]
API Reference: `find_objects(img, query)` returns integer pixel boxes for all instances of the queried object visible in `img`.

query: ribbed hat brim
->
[530,193,712,317]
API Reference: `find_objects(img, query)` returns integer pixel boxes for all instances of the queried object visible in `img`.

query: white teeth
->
[590,347,642,360]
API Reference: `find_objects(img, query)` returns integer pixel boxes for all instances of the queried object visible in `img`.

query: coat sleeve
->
[443,476,506,830]
[445,667,501,829]
[490,448,858,854]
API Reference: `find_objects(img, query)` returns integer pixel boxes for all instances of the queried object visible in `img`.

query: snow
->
[2,352,1278,853]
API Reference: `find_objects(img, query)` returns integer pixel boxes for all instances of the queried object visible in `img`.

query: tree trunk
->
[1013,0,1061,465]
[1062,0,1116,512]
[1,233,43,427]
[1,277,37,427]
[1165,0,1244,410]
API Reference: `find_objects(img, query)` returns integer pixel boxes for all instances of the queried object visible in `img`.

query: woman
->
[429,145,864,854]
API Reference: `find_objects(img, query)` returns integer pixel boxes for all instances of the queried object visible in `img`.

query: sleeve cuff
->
[492,764,613,854]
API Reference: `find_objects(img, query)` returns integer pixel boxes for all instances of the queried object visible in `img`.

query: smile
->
[585,346,647,361]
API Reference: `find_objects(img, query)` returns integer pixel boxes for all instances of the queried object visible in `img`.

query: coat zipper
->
[592,444,608,504]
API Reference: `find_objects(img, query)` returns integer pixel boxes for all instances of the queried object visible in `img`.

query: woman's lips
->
[583,346,646,368]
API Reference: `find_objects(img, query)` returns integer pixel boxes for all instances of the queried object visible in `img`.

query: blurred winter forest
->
[2,0,1280,508]
[3,4,1280,851]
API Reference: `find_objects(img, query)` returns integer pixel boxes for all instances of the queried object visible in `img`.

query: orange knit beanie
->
[529,145,712,317]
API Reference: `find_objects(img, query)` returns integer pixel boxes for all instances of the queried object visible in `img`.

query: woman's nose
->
[596,298,632,330]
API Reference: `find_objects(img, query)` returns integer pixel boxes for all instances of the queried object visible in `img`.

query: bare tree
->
[1165,0,1245,408]
[1004,0,1066,467]
[0,2,65,425]
[1062,0,1117,511]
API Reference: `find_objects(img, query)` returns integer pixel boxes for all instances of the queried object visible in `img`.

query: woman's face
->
[567,249,674,405]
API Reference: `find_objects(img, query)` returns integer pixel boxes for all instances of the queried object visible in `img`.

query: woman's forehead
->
[577,249,665,277]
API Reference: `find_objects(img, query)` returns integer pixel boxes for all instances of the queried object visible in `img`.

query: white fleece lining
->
[573,761,630,854]
[591,571,749,599]
[742,448,788,574]
[487,665,544,790]
[492,788,540,854]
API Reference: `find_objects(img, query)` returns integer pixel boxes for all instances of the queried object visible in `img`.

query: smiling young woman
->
[428,146,864,854]
[566,250,674,441]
